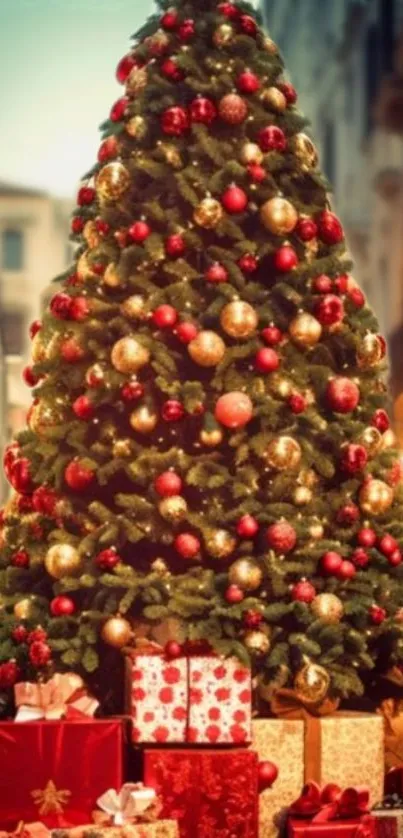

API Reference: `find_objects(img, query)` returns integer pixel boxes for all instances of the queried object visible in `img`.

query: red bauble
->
[72,395,95,421]
[161,57,184,81]
[321,551,343,575]
[12,626,28,644]
[71,216,84,235]
[238,253,258,273]
[261,326,282,346]
[315,294,345,326]
[247,163,266,183]
[378,534,398,556]
[65,460,95,492]
[29,640,52,667]
[162,400,185,422]
[288,393,306,414]
[312,275,333,294]
[371,409,390,433]
[266,521,297,554]
[349,287,365,308]
[258,126,287,153]
[164,640,183,659]
[77,186,95,206]
[274,245,298,272]
[110,97,129,122]
[61,337,85,363]
[255,348,280,373]
[341,444,368,474]
[205,263,228,284]
[237,515,259,538]
[32,486,58,516]
[219,93,248,124]
[92,262,106,277]
[336,503,360,525]
[155,471,183,497]
[218,3,240,18]
[50,292,72,320]
[334,274,349,294]
[389,549,402,567]
[98,136,118,164]
[161,106,189,136]
[317,210,344,245]
[176,322,198,343]
[351,548,370,568]
[116,54,139,84]
[178,19,195,40]
[29,320,42,340]
[240,14,258,36]
[174,532,200,559]
[225,584,245,604]
[128,220,152,243]
[215,392,253,429]
[50,595,76,617]
[243,609,264,628]
[9,458,32,494]
[96,548,121,571]
[370,605,386,625]
[278,81,297,104]
[338,559,356,580]
[121,380,144,402]
[166,234,186,257]
[237,70,260,94]
[3,442,20,478]
[0,661,20,688]
[190,97,217,125]
[161,9,179,30]
[221,185,248,214]
[153,305,178,329]
[326,377,360,413]
[23,366,41,387]
[258,761,278,792]
[357,528,377,548]
[11,550,30,568]
[296,217,318,242]
[28,627,47,645]
[70,297,90,322]
[291,580,316,603]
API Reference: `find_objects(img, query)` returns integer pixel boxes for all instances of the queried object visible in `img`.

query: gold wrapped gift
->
[251,719,304,838]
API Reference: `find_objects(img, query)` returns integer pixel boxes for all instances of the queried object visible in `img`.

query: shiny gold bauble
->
[188,331,226,367]
[45,543,81,579]
[126,65,148,95]
[260,197,298,236]
[265,436,302,470]
[357,334,383,368]
[126,115,146,138]
[289,312,322,348]
[151,558,170,575]
[293,486,313,506]
[269,374,293,399]
[31,332,46,363]
[130,405,158,434]
[194,198,224,229]
[206,529,236,560]
[382,429,397,450]
[359,480,394,516]
[199,428,223,447]
[244,629,271,655]
[292,133,319,169]
[101,615,132,649]
[159,496,188,523]
[111,337,150,374]
[121,295,147,320]
[103,263,124,289]
[309,520,325,540]
[359,427,383,457]
[260,87,287,112]
[213,23,234,47]
[261,35,278,54]
[220,301,258,339]
[229,557,263,591]
[83,220,101,249]
[96,162,130,202]
[294,663,330,703]
[29,401,62,437]
[299,468,319,489]
[311,593,344,624]
[240,142,263,166]
[113,438,135,458]
[14,598,35,620]
[45,333,62,361]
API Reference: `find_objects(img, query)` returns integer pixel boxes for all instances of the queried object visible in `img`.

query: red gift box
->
[144,748,258,838]
[0,719,124,830]
[288,782,376,838]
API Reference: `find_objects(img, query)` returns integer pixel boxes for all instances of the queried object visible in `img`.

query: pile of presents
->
[1,644,403,838]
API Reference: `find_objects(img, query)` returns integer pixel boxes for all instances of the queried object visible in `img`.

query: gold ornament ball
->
[96,162,130,202]
[126,66,148,95]
[200,428,223,447]
[261,86,287,112]
[45,333,62,361]
[77,250,96,282]
[194,198,224,229]
[220,301,258,339]
[113,438,134,458]
[293,486,313,506]
[357,333,383,368]
[265,436,302,470]
[29,402,62,437]
[126,115,146,138]
[244,629,271,656]
[270,374,293,399]
[14,598,35,620]
[31,333,46,363]
[229,557,263,591]
[292,133,319,169]
[111,337,150,374]
[101,615,132,649]
[309,520,325,540]
[206,529,237,560]
[359,427,383,457]
[213,23,234,47]
[45,543,81,579]
[103,263,124,289]
[261,35,278,54]
[312,593,344,624]
[359,480,394,516]
[299,468,319,489]
[260,197,298,236]
[130,405,158,434]
[159,496,188,523]
[188,331,226,367]
[289,312,322,348]
[83,220,101,249]
[240,142,263,166]
[294,663,330,703]
[121,295,147,320]
[382,429,397,450]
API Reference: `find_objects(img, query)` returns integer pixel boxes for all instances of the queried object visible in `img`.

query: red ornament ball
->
[258,126,287,153]
[317,210,344,245]
[71,216,84,235]
[9,458,33,495]
[11,550,30,568]
[65,460,95,492]
[153,305,178,329]
[215,392,253,429]
[255,348,280,373]
[370,605,386,625]
[357,528,376,548]
[154,471,183,497]
[98,136,118,164]
[378,534,399,556]
[32,486,58,516]
[321,551,343,575]
[166,234,186,257]
[96,548,121,571]
[334,274,349,294]
[351,548,370,568]
[291,580,316,603]
[261,325,282,346]
[349,287,366,308]
[73,395,95,421]
[247,163,266,183]
[174,532,200,559]
[50,292,73,320]
[336,503,360,525]
[389,549,402,567]
[129,220,152,243]
[315,294,344,326]
[176,322,198,343]
[225,584,245,604]
[161,9,179,30]
[238,253,258,273]
[240,14,258,36]
[61,337,85,363]
[243,609,264,628]
[312,274,333,294]
[341,444,368,474]
[326,377,360,413]
[371,409,390,433]
[0,660,20,688]
[288,393,306,414]
[29,320,42,340]
[29,641,52,667]
[296,217,318,241]
[116,54,139,84]
[190,97,217,125]
[162,400,185,422]
[28,627,47,645]
[221,184,248,214]
[70,297,90,322]
[218,3,240,18]
[178,19,195,41]
[110,97,129,122]
[161,57,184,81]
[237,70,260,94]
[258,761,278,791]
[219,93,248,125]
[278,81,297,104]
[267,521,297,554]
[161,106,189,136]
[274,245,298,272]
[121,380,144,402]
[237,515,259,539]
[22,366,41,387]
[50,595,76,617]
[77,186,95,206]
[12,626,28,644]
[164,640,183,659]
[205,263,228,284]
[338,560,356,580]
[3,442,20,478]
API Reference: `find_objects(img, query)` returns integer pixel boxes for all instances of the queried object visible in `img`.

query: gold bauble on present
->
[126,115,146,138]
[265,436,302,470]
[261,35,278,54]
[289,312,322,348]
[358,427,383,457]
[359,479,394,516]
[29,401,63,437]
[229,557,263,591]
[14,597,35,620]
[103,263,124,289]
[126,65,148,95]
[260,86,287,112]
[309,520,325,540]
[244,629,271,655]
[83,220,101,249]
[101,615,132,649]
[159,495,188,523]
[294,663,331,703]
[151,558,170,576]
[194,198,224,229]
[312,593,344,624]
[292,133,319,169]
[206,529,236,559]
[121,295,147,320]
[199,428,223,447]
[293,486,313,506]
[113,438,135,458]
[96,162,130,202]
[188,331,226,367]
[31,332,46,363]
[260,197,298,236]
[130,405,158,434]
[220,301,258,339]
[357,334,383,368]
[213,23,234,47]
[240,142,263,166]
[45,543,81,579]
[111,337,150,374]
[269,374,293,399]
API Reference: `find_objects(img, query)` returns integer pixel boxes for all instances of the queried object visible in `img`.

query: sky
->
[0,0,156,197]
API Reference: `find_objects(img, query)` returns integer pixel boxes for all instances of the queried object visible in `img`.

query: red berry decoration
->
[317,210,344,245]
[315,294,345,326]
[50,595,76,617]
[110,97,129,122]
[261,326,282,346]
[370,605,386,625]
[247,163,266,183]
[378,534,398,556]
[266,521,297,554]
[336,503,360,525]
[162,400,185,422]
[338,560,356,580]
[174,532,200,559]
[128,220,152,243]
[77,186,95,206]
[161,57,184,81]
[321,552,343,575]
[258,126,287,153]
[351,548,370,568]
[371,409,390,433]
[32,486,58,515]
[296,217,318,241]
[225,585,245,604]
[11,550,30,568]
[12,626,28,644]
[161,106,189,136]
[0,661,20,688]
[29,641,52,667]
[341,444,368,475]
[190,97,217,125]
[9,458,32,494]
[70,297,90,322]
[22,366,41,387]
[166,234,186,257]
[71,216,84,235]
[278,81,297,104]
[349,287,365,308]
[50,293,73,320]
[161,9,179,30]
[274,245,298,272]
[255,348,280,373]
[116,54,139,84]
[61,337,85,363]
[164,640,183,659]
[65,460,95,492]
[389,549,402,567]
[178,19,195,40]
[98,136,118,164]
[243,609,264,628]
[176,322,198,343]
[288,393,306,414]
[334,274,349,294]
[222,185,248,214]
[205,263,228,284]
[73,395,95,421]
[357,528,377,548]
[96,548,121,571]
[237,70,260,94]
[326,377,360,414]
[258,761,278,792]
[240,14,258,36]
[153,305,178,329]
[291,580,316,603]
[155,471,183,497]
[312,274,333,294]
[29,320,42,339]
[237,515,259,539]
[218,3,240,19]
[121,380,144,402]
[28,627,47,645]
[238,253,258,273]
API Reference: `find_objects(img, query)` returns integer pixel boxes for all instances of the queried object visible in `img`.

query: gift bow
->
[96,783,158,826]
[14,673,99,722]
[290,782,370,822]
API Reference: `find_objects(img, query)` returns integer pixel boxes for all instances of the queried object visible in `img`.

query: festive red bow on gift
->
[290,782,370,822]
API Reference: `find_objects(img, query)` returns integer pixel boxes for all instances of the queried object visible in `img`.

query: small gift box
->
[373,794,403,838]
[288,781,376,838]
[14,673,99,722]
[95,784,161,826]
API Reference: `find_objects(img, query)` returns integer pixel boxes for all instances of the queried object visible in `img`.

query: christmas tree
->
[1,0,403,715]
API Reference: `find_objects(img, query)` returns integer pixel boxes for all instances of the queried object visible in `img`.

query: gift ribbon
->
[96,783,159,826]
[14,673,99,722]
[290,781,370,822]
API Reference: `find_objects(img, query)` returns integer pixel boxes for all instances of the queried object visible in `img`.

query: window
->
[364,24,380,137]
[2,229,24,271]
[0,311,25,355]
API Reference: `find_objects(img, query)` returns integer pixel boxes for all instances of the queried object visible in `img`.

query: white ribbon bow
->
[96,783,157,825]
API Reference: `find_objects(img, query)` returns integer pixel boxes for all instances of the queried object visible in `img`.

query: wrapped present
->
[144,748,259,837]
[51,824,178,838]
[379,698,403,772]
[14,673,99,722]
[373,794,403,838]
[0,719,124,830]
[128,653,188,743]
[187,656,251,743]
[0,825,51,838]
[95,783,161,826]
[288,781,376,838]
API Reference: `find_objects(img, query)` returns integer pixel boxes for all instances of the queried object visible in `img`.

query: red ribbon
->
[290,782,370,822]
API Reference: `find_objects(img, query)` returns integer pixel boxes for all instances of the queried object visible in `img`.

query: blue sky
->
[0,0,156,196]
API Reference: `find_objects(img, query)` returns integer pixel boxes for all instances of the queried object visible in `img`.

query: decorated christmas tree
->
[1,0,403,717]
